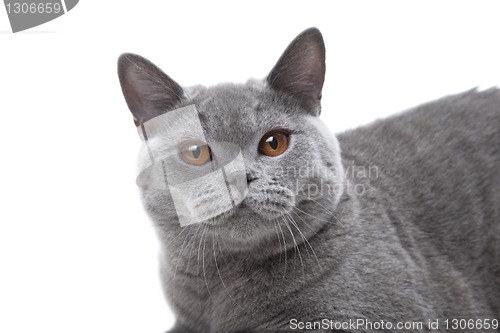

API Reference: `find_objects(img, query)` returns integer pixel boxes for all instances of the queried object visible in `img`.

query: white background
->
[1,1,499,332]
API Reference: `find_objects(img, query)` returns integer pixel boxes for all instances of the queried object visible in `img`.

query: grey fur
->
[118,28,500,332]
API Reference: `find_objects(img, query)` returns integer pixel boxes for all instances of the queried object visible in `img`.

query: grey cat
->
[118,28,500,332]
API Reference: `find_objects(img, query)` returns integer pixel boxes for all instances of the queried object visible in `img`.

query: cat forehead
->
[186,83,297,142]
[190,82,262,111]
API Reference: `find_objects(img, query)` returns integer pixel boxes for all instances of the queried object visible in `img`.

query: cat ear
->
[266,27,326,116]
[118,53,184,126]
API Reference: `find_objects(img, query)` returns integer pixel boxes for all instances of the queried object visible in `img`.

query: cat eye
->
[259,131,289,156]
[181,141,211,165]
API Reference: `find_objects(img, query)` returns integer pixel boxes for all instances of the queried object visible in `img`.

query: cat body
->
[118,28,500,332]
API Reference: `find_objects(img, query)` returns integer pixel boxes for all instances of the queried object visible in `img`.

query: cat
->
[118,28,500,332]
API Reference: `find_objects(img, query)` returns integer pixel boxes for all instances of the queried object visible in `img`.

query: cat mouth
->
[237,201,250,211]
[230,201,254,217]
[200,200,254,226]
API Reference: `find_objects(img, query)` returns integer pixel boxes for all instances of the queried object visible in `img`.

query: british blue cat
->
[118,28,500,332]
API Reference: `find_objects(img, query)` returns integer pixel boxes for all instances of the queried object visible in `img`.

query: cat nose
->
[227,175,246,196]
[246,170,256,184]
[243,159,258,184]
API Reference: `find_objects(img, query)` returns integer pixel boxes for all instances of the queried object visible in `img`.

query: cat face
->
[119,28,344,253]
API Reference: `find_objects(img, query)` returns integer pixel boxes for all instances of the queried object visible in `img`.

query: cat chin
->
[200,210,283,252]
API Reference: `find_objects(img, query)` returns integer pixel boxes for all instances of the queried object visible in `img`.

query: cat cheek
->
[294,178,322,200]
[246,184,295,217]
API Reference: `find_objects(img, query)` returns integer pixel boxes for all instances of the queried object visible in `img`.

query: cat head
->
[118,28,344,254]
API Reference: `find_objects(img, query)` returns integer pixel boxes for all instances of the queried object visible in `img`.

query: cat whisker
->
[216,225,231,266]
[285,214,316,279]
[202,225,212,297]
[281,216,304,281]
[286,212,323,273]
[285,213,311,261]
[275,218,288,281]
[212,232,244,311]
[292,206,344,268]
[197,225,208,307]
[293,206,330,223]
[214,234,253,316]
[172,224,195,294]
[290,209,324,241]
[180,223,202,296]
[272,218,283,265]
[217,223,236,262]
[162,223,188,247]
[293,204,344,230]
[295,194,345,229]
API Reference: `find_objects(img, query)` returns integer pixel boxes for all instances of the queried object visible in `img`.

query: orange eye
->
[259,131,288,156]
[181,141,211,165]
